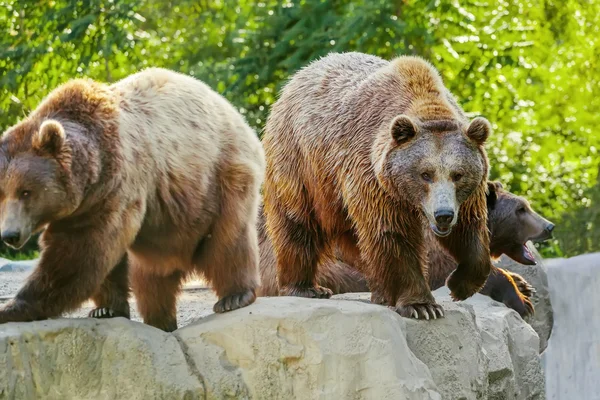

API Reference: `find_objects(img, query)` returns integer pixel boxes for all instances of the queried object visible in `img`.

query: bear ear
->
[466,117,491,145]
[32,120,66,156]
[486,181,502,210]
[390,115,418,146]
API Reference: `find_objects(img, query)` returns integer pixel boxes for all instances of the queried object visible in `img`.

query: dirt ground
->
[0,270,219,329]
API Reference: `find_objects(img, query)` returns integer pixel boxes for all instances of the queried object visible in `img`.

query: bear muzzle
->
[430,209,454,237]
[1,229,26,249]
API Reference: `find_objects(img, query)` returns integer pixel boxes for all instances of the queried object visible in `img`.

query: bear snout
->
[434,209,455,228]
[1,230,22,248]
[534,222,555,241]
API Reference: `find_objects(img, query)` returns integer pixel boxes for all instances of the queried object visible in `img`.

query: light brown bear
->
[262,52,493,319]
[257,181,554,318]
[0,68,265,331]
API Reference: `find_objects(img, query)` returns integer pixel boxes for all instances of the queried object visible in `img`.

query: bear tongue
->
[522,244,536,264]
[512,244,537,265]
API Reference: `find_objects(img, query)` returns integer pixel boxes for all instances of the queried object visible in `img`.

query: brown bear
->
[262,52,493,319]
[0,68,265,331]
[257,181,554,318]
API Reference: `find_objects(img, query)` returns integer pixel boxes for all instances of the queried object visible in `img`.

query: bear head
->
[0,119,81,249]
[375,115,490,238]
[486,181,554,265]
[0,79,114,249]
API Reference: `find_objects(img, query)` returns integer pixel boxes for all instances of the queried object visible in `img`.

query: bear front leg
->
[479,267,534,318]
[89,254,131,320]
[504,270,536,298]
[0,226,129,324]
[265,204,332,299]
[361,232,444,320]
[438,215,493,301]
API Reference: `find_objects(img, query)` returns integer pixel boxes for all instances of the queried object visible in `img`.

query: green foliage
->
[0,0,598,258]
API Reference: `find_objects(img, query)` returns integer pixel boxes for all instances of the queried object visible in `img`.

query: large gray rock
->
[333,290,544,400]
[456,288,546,400]
[0,319,202,400]
[496,242,553,352]
[0,295,545,400]
[405,300,488,400]
[0,298,440,400]
[175,297,440,400]
[542,252,600,400]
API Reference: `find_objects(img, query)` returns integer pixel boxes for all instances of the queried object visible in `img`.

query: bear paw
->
[213,289,257,313]
[394,303,445,320]
[279,285,333,299]
[503,293,535,318]
[447,269,485,301]
[0,299,40,324]
[508,272,536,299]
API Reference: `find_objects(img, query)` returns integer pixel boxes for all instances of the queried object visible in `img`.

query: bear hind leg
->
[199,223,259,313]
[263,201,332,299]
[89,255,131,320]
[197,161,263,313]
[131,264,184,332]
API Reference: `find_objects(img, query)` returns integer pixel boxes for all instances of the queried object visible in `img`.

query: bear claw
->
[88,307,115,319]
[88,306,130,319]
[522,297,535,317]
[213,289,256,313]
[395,303,444,320]
[513,277,536,299]
[279,285,333,299]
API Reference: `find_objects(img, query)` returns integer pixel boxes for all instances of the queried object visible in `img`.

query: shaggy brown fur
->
[257,204,368,297]
[0,68,265,331]
[258,182,553,318]
[262,52,493,319]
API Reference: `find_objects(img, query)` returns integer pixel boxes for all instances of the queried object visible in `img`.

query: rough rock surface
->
[175,297,440,400]
[333,290,544,400]
[454,288,546,400]
[542,253,600,400]
[0,295,545,399]
[496,242,553,352]
[0,319,202,400]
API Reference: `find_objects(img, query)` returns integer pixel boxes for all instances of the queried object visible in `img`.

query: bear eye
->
[20,190,31,199]
[516,206,526,214]
[421,172,433,182]
[452,173,463,182]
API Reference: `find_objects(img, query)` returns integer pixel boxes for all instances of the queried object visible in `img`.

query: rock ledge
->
[1,292,544,399]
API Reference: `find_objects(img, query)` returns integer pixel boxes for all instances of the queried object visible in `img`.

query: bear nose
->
[434,209,454,226]
[2,230,21,246]
[545,223,555,235]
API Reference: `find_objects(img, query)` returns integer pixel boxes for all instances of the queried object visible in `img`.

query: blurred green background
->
[0,0,598,260]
